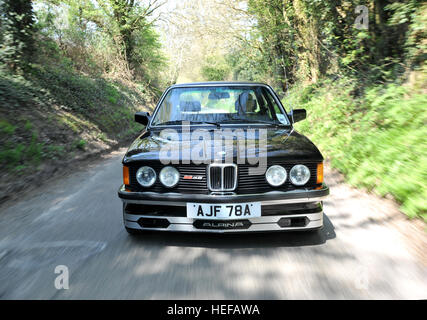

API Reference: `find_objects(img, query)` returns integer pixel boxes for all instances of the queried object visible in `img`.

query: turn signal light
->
[123,166,130,186]
[316,162,324,184]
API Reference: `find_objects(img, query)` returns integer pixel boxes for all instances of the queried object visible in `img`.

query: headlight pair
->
[265,164,311,186]
[136,164,310,188]
[136,166,179,188]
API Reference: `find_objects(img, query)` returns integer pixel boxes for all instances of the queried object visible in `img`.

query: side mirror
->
[135,111,151,126]
[288,109,306,123]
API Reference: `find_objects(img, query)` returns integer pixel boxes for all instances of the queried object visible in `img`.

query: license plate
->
[187,202,261,220]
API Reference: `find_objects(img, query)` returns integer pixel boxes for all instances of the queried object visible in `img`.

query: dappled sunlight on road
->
[0,153,425,299]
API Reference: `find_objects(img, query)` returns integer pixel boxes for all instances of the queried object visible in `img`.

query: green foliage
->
[0,138,43,169]
[35,0,166,81]
[0,0,35,71]
[45,145,65,160]
[227,41,269,83]
[226,0,426,90]
[0,119,16,134]
[0,0,159,195]
[106,85,120,104]
[0,54,147,174]
[0,143,25,168]
[388,1,427,69]
[201,56,231,81]
[72,138,86,150]
[287,79,427,221]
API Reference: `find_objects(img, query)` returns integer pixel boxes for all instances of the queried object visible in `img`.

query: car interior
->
[174,89,276,123]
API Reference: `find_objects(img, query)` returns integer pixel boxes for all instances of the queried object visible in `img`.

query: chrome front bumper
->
[119,185,328,233]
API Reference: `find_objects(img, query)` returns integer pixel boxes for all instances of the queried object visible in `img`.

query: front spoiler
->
[124,212,323,233]
[119,185,328,233]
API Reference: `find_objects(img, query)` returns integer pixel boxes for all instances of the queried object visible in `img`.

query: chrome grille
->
[208,163,237,191]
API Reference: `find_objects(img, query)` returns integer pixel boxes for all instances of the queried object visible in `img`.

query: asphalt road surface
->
[0,149,426,299]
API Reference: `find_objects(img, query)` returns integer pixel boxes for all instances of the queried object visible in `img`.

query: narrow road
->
[0,149,425,299]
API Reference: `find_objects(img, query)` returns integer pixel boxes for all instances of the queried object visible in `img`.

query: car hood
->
[123,126,323,164]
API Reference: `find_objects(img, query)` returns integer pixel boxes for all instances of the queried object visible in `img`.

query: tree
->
[0,0,35,71]
[100,0,164,70]
[158,0,250,83]
[36,0,165,80]
[225,0,424,90]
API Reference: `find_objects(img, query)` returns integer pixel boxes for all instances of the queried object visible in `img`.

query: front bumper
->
[118,184,329,233]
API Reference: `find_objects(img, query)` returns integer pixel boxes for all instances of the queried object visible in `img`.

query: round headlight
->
[136,166,156,187]
[290,164,310,186]
[265,165,287,186]
[159,166,180,188]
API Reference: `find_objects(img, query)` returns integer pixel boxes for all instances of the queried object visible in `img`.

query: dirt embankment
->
[0,68,154,204]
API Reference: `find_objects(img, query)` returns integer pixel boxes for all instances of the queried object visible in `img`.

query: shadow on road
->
[127,213,336,249]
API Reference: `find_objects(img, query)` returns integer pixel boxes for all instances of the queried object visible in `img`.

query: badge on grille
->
[183,175,203,180]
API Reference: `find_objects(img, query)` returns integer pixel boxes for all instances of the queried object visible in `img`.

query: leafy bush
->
[286,78,427,221]
[201,56,230,81]
[73,139,86,150]
[0,119,16,134]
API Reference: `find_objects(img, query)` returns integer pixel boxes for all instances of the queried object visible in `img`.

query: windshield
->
[151,86,290,126]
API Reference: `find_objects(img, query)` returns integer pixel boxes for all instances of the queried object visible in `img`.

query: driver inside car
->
[234,91,271,121]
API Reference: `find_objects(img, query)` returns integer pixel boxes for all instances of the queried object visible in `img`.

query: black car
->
[118,82,329,233]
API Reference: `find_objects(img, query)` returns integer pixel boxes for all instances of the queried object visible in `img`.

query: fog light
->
[278,218,291,227]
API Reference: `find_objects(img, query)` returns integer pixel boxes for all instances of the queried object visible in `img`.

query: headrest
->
[208,91,230,100]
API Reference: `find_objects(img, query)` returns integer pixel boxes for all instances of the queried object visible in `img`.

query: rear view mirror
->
[288,109,306,123]
[179,100,201,112]
[135,111,150,126]
[208,91,230,100]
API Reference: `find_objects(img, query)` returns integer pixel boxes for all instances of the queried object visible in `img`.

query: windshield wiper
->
[157,119,288,128]
[155,120,184,126]
[156,120,221,128]
[188,121,221,128]
[222,118,288,126]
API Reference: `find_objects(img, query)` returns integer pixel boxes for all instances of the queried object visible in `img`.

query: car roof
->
[169,81,271,88]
